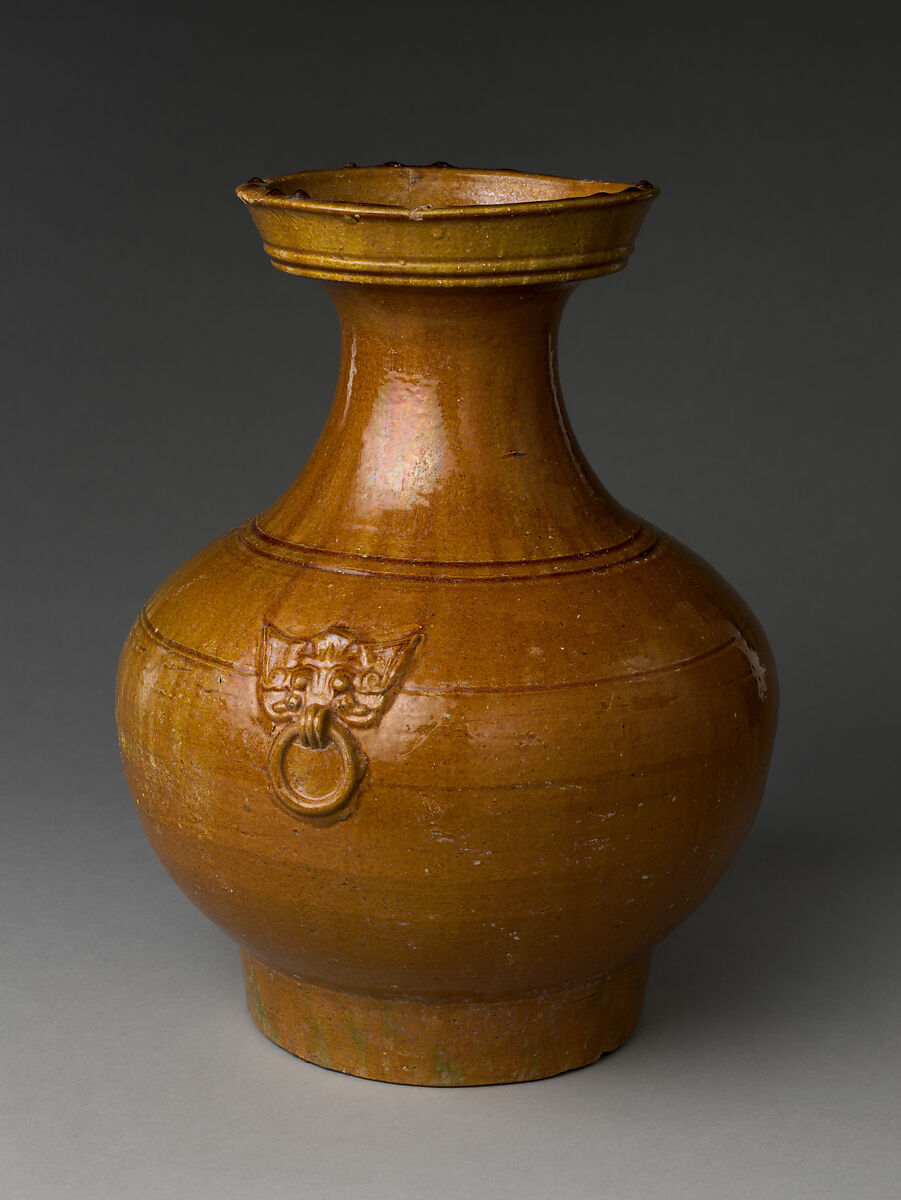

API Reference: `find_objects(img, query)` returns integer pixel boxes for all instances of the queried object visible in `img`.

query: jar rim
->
[236,163,658,220]
[236,163,659,287]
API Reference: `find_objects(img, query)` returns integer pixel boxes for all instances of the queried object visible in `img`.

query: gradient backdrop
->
[3,3,899,1197]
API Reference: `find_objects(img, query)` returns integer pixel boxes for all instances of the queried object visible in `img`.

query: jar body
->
[117,518,776,1084]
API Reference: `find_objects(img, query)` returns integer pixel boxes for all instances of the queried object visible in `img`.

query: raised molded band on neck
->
[237,164,658,287]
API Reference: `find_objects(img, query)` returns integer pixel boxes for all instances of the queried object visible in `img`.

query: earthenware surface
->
[113,162,783,1086]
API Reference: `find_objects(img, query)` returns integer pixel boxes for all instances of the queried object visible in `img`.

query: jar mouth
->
[236,163,657,219]
[237,163,658,287]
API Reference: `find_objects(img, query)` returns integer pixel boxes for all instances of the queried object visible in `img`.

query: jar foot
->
[240,950,651,1086]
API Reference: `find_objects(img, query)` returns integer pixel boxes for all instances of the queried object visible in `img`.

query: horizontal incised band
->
[139,609,256,676]
[138,606,739,692]
[262,242,633,286]
[237,519,660,582]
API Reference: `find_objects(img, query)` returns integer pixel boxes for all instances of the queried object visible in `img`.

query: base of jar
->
[240,949,651,1086]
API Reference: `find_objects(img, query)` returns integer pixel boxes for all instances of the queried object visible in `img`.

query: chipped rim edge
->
[235,164,659,221]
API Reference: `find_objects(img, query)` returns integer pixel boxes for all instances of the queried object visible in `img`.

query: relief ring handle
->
[268,706,365,817]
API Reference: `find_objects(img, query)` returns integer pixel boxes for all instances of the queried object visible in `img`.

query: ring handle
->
[267,709,365,817]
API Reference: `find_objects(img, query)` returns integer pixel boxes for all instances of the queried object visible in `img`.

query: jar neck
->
[259,282,637,564]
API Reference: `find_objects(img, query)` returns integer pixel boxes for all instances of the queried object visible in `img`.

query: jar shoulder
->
[126,521,775,695]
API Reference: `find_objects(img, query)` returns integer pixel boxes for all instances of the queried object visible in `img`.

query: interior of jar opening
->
[265,166,637,209]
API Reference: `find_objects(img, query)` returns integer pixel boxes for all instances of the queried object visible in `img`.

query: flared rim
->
[236,163,659,287]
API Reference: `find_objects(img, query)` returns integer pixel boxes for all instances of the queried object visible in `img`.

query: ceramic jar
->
[116,165,778,1085]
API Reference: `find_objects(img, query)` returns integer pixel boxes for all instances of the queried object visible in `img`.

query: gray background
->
[3,2,899,1197]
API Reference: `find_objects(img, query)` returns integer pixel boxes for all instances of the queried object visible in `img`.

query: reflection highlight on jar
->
[352,374,454,511]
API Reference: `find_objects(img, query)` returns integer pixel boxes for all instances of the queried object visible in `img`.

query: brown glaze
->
[116,165,778,1086]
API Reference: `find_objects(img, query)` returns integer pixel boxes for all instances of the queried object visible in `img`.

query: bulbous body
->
[117,166,777,1085]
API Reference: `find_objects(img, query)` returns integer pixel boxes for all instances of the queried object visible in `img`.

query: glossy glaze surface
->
[116,165,778,1085]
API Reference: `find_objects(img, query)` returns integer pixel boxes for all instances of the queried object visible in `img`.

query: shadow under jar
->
[116,164,778,1086]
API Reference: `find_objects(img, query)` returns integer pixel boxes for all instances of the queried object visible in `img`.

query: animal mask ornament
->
[259,622,421,729]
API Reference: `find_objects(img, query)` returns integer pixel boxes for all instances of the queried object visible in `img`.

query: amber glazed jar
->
[116,165,778,1086]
